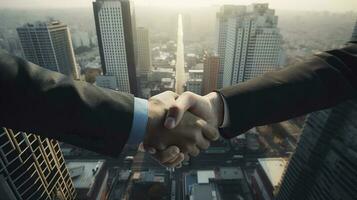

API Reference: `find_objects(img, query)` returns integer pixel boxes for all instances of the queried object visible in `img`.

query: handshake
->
[142,91,224,168]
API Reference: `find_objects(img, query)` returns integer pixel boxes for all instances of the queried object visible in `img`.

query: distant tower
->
[17,21,79,79]
[276,100,357,200]
[216,4,283,87]
[352,18,357,41]
[0,128,76,199]
[93,0,138,95]
[175,14,186,94]
[202,55,219,95]
[136,27,152,76]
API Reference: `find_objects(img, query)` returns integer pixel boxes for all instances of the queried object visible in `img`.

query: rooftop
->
[258,158,287,187]
[67,160,105,189]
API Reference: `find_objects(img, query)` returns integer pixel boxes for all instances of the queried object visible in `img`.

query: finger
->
[165,92,196,129]
[188,145,200,157]
[196,136,210,150]
[153,146,180,164]
[197,119,220,141]
[163,153,184,168]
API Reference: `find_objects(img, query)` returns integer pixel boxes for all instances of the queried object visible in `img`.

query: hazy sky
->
[0,0,357,12]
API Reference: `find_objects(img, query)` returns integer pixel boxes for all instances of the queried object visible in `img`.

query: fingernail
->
[165,117,176,129]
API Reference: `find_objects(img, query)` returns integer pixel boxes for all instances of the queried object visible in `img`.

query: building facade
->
[215,5,246,88]
[17,21,79,79]
[0,128,76,200]
[136,27,152,76]
[93,0,138,95]
[186,69,203,95]
[216,4,283,87]
[202,55,219,95]
[276,100,357,200]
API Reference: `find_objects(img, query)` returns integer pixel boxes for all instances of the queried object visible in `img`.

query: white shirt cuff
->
[127,97,148,145]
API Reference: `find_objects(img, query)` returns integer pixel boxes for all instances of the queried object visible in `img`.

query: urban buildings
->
[17,20,79,79]
[215,5,246,88]
[352,18,357,41]
[93,0,138,95]
[67,160,108,200]
[251,158,287,200]
[136,27,152,75]
[202,55,219,94]
[184,167,253,200]
[276,100,357,200]
[186,69,203,95]
[0,128,76,200]
[216,4,283,87]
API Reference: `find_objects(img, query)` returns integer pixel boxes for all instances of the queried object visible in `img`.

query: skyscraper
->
[136,27,152,76]
[175,14,186,95]
[0,128,76,200]
[352,18,357,41]
[17,21,79,79]
[93,0,138,95]
[216,4,283,87]
[276,100,357,200]
[202,55,219,95]
[215,5,246,89]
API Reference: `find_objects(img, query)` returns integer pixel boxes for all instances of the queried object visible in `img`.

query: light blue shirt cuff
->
[127,97,148,145]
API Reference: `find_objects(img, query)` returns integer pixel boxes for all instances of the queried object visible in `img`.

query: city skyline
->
[1,0,357,13]
[0,1,356,200]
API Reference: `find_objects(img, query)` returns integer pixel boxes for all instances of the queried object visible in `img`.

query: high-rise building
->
[175,14,186,95]
[93,0,138,95]
[276,100,357,200]
[251,158,287,200]
[215,5,246,88]
[216,4,283,87]
[67,160,108,200]
[352,18,357,41]
[136,27,152,75]
[0,128,76,200]
[202,55,219,95]
[186,69,203,95]
[17,21,79,79]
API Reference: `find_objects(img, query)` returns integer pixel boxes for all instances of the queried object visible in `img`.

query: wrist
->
[205,92,224,127]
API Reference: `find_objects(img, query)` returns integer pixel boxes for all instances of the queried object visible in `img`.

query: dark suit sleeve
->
[218,42,357,138]
[0,51,134,157]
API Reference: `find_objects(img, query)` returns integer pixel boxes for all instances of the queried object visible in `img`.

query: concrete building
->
[216,4,283,87]
[185,168,253,200]
[67,160,108,200]
[276,100,357,200]
[93,0,138,95]
[352,18,357,41]
[17,20,79,79]
[95,75,119,90]
[186,69,203,95]
[202,55,219,94]
[0,128,76,199]
[251,158,287,200]
[215,5,246,88]
[136,27,152,75]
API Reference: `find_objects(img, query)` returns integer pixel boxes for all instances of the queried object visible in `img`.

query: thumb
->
[164,92,196,129]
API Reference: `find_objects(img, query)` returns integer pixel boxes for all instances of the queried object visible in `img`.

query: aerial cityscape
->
[0,0,357,200]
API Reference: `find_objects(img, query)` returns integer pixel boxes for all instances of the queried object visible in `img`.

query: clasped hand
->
[142,91,224,168]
